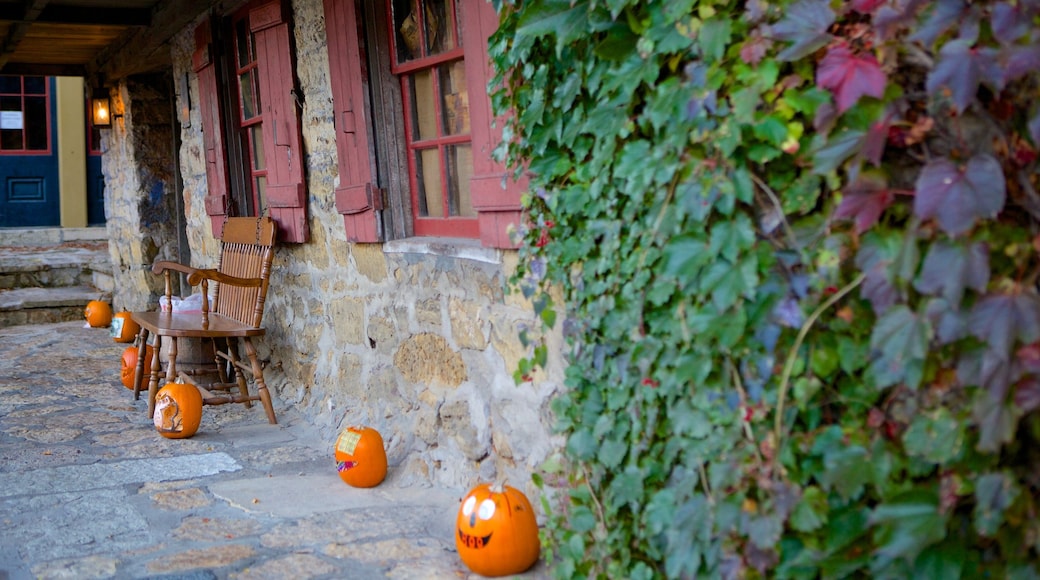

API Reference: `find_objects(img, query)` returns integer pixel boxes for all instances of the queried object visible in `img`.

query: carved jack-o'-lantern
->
[120,344,154,390]
[455,482,540,577]
[334,425,387,488]
[153,382,203,439]
[110,311,140,343]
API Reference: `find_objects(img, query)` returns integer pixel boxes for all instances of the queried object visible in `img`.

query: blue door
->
[87,130,105,226]
[0,76,59,228]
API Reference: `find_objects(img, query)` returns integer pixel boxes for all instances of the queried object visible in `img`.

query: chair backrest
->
[213,217,277,328]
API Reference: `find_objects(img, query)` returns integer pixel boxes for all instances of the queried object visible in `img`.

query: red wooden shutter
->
[461,0,525,249]
[251,0,309,243]
[322,0,381,242]
[193,20,230,238]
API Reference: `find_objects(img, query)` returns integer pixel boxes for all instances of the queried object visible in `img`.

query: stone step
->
[0,285,112,328]
[0,242,112,290]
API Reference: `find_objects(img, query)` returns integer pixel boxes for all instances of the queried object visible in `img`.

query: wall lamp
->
[91,89,120,128]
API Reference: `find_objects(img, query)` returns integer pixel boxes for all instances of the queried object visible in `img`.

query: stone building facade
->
[100,0,563,496]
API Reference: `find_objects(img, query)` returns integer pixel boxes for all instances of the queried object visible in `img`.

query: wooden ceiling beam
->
[87,0,222,82]
[0,0,51,70]
[0,5,152,26]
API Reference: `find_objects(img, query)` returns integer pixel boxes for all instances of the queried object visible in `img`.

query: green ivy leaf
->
[820,444,871,500]
[901,408,963,465]
[752,115,789,148]
[790,486,829,532]
[811,129,865,175]
[869,489,948,571]
[570,505,599,533]
[709,213,755,262]
[973,472,1020,537]
[663,233,711,286]
[868,305,931,390]
[913,540,967,579]
[516,0,591,52]
[972,391,1017,453]
[698,16,732,63]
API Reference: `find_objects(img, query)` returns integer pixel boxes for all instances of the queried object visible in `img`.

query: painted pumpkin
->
[84,300,113,328]
[334,425,387,488]
[455,482,540,576]
[120,345,155,390]
[110,311,140,343]
[153,382,203,439]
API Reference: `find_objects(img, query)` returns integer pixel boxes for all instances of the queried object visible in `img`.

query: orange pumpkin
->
[153,382,203,439]
[456,482,540,577]
[84,300,113,328]
[334,425,387,488]
[120,345,155,390]
[110,311,140,343]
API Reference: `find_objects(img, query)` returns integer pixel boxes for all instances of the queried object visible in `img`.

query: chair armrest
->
[152,261,262,288]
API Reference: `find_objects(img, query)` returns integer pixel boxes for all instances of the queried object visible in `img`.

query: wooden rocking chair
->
[130,216,278,424]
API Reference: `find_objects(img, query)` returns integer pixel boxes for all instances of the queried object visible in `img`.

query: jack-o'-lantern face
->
[454,482,540,577]
[458,494,496,548]
[152,382,202,439]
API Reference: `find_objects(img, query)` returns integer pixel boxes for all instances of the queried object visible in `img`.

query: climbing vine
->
[491,0,1040,577]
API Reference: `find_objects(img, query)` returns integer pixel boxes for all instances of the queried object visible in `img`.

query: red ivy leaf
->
[926,39,1003,113]
[908,0,972,46]
[969,290,1040,359]
[772,0,835,61]
[834,172,894,233]
[992,2,1037,45]
[913,155,1005,237]
[816,44,887,113]
[1004,45,1040,84]
[862,117,891,165]
[914,240,990,305]
[740,29,771,65]
[1014,378,1040,413]
[850,0,884,14]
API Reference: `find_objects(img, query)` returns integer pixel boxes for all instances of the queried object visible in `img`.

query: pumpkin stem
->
[490,477,508,494]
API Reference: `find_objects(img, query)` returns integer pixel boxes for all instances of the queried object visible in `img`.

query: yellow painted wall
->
[56,76,88,228]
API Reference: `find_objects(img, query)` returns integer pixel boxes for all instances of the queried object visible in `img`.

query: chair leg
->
[146,335,163,417]
[225,339,254,409]
[132,329,149,401]
[242,337,277,424]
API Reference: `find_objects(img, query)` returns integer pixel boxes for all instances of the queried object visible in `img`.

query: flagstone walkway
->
[0,321,550,579]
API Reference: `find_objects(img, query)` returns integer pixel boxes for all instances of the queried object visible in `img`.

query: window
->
[323,0,524,247]
[0,75,49,154]
[389,0,475,238]
[193,0,309,243]
[229,5,268,217]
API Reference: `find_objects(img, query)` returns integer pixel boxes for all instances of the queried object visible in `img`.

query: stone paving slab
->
[0,321,552,580]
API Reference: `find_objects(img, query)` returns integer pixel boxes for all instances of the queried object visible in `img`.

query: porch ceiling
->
[0,0,218,82]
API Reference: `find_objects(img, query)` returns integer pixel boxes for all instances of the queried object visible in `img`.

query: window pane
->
[409,69,436,141]
[250,124,265,170]
[425,0,450,54]
[23,76,45,94]
[240,71,257,119]
[255,175,267,214]
[394,0,419,61]
[446,144,473,217]
[236,19,251,67]
[440,61,468,135]
[0,95,22,150]
[0,76,19,93]
[416,148,442,217]
[24,96,46,150]
[0,129,21,150]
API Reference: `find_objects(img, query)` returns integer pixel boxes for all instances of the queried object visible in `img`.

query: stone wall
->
[103,75,178,312]
[99,1,565,498]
